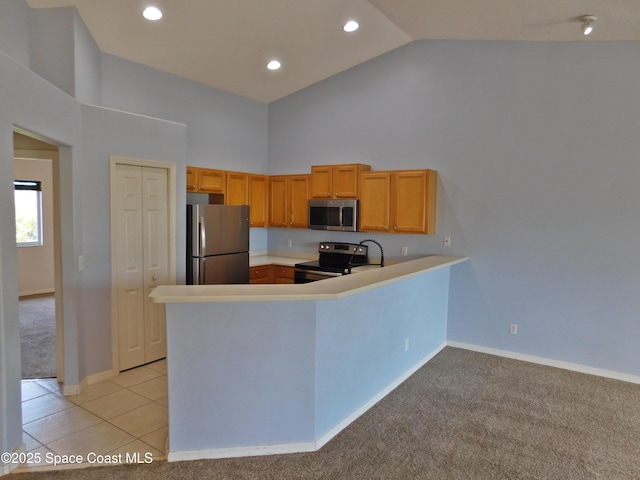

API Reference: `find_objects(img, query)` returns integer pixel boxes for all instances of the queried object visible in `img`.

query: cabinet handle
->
[191,185,196,189]
[200,186,205,190]
[327,193,331,197]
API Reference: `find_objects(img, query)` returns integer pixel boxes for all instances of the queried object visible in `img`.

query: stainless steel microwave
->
[308,199,359,232]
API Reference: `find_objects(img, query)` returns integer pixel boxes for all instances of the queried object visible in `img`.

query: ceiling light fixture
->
[343,20,359,33]
[143,6,163,21]
[267,60,282,71]
[580,15,596,36]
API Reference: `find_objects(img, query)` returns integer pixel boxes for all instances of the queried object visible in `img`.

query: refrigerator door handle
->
[199,216,206,252]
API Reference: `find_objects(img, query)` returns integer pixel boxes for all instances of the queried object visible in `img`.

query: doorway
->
[110,156,176,372]
[13,131,63,380]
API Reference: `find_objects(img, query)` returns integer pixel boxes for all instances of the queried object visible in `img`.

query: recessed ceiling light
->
[143,6,163,21]
[267,60,282,71]
[343,20,359,33]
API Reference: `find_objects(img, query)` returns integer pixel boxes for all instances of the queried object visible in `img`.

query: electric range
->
[294,242,368,283]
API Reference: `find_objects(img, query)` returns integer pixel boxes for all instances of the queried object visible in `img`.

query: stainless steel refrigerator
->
[186,204,250,285]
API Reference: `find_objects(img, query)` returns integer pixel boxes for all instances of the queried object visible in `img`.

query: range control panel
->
[318,242,368,258]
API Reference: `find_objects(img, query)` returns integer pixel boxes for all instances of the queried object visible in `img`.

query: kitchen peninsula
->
[150,255,467,461]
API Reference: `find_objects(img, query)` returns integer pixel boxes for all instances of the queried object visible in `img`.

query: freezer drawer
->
[190,252,249,285]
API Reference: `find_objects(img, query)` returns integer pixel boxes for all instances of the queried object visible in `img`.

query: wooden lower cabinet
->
[249,265,271,284]
[272,265,294,284]
[249,264,295,284]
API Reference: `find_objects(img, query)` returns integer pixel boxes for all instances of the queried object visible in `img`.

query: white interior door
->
[114,164,169,371]
[142,167,168,363]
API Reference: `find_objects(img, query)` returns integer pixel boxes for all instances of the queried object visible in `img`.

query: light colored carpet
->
[13,347,640,479]
[20,294,56,379]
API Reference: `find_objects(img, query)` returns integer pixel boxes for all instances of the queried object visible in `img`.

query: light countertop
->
[151,255,468,304]
[248,254,309,267]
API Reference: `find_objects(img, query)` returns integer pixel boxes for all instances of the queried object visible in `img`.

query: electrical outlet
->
[78,255,84,272]
[443,236,451,247]
[404,338,410,351]
[509,323,518,335]
[401,246,408,256]
[287,239,292,247]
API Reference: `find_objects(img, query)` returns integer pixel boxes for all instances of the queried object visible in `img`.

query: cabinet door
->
[249,265,271,284]
[186,166,198,192]
[248,174,268,227]
[226,171,248,205]
[392,170,437,234]
[359,172,391,232]
[333,164,367,198]
[273,265,294,284]
[198,168,226,193]
[269,176,288,227]
[310,166,332,198]
[288,174,310,228]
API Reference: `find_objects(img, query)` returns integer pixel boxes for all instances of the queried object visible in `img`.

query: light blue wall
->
[314,267,449,437]
[29,7,76,98]
[0,48,82,469]
[100,54,269,175]
[166,301,317,450]
[268,40,640,376]
[0,0,31,66]
[73,10,101,105]
[163,265,451,455]
[77,105,187,377]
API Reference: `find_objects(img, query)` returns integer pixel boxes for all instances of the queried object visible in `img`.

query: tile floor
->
[17,360,167,472]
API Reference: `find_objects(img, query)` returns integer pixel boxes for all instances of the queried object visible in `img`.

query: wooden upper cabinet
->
[248,174,268,228]
[226,172,248,205]
[288,174,310,228]
[359,171,391,232]
[197,168,226,194]
[268,174,309,228]
[360,169,437,235]
[268,176,288,227]
[186,167,198,192]
[310,164,370,199]
[392,170,437,234]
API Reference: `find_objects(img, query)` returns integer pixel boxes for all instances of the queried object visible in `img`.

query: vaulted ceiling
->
[25,0,639,103]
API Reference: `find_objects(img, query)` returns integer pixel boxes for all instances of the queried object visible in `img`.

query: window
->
[14,180,43,247]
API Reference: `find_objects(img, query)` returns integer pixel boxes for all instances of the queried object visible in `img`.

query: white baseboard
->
[18,289,54,298]
[167,341,448,462]
[62,368,117,397]
[447,341,640,385]
[315,341,447,451]
[167,442,317,462]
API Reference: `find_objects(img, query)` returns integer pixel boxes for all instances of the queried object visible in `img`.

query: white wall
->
[267,40,640,376]
[14,157,55,296]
